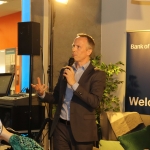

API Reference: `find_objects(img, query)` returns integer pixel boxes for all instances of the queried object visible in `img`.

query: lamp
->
[0,1,7,5]
[56,0,68,4]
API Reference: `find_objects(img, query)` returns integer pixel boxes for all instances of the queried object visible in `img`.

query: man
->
[32,33,106,150]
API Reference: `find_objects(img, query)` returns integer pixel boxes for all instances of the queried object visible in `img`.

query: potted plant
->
[91,55,125,143]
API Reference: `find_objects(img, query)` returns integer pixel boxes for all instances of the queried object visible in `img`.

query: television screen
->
[0,73,14,97]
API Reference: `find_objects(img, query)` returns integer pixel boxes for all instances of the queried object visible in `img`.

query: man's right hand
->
[31,77,47,96]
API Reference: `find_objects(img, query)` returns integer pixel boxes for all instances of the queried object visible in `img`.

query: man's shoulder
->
[94,67,105,73]
[89,63,106,75]
[94,69,106,78]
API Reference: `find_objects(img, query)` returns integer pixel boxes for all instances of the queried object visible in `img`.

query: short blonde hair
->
[77,33,95,50]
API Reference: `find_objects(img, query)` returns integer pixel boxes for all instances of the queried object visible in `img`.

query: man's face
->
[72,37,92,63]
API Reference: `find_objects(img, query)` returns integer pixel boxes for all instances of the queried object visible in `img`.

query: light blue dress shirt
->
[60,61,90,121]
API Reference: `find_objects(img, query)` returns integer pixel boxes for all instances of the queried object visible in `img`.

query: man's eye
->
[72,45,80,49]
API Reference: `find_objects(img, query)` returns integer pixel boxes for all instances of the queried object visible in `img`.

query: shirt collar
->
[72,61,90,71]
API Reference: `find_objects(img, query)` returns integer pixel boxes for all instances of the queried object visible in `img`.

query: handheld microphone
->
[63,57,74,81]
[68,57,74,66]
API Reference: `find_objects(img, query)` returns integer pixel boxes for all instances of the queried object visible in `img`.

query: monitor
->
[0,73,14,97]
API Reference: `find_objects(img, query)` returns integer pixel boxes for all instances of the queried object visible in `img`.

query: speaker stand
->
[28,54,33,137]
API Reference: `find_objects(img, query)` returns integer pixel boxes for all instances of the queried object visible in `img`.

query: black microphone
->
[63,57,74,81]
[68,57,74,66]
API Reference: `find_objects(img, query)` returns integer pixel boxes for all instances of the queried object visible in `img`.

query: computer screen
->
[0,73,14,97]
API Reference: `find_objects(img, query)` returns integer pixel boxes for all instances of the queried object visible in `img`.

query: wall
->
[126,1,150,30]
[101,0,150,111]
[101,0,127,111]
[0,12,21,49]
[0,11,21,93]
[31,0,49,87]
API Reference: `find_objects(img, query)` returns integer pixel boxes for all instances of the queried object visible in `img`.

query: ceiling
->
[0,0,21,17]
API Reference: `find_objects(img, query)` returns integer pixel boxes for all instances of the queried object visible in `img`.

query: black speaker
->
[18,22,40,55]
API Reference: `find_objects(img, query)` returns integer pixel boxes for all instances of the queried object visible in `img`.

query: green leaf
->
[91,55,125,115]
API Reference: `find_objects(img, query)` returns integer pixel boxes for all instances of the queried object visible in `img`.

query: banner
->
[125,31,150,115]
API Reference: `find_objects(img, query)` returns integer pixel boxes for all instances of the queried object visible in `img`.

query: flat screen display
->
[0,73,14,97]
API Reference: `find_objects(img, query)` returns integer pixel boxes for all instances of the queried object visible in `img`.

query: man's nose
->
[72,46,76,51]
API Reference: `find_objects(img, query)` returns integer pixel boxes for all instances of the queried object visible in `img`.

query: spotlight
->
[56,0,68,4]
[0,1,7,5]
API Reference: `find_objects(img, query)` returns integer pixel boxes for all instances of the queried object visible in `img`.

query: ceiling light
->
[56,0,68,4]
[0,1,8,5]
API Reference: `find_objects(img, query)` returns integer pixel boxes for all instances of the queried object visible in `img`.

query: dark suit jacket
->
[40,63,106,142]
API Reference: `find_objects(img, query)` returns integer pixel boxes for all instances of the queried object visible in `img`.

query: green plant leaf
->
[91,55,125,118]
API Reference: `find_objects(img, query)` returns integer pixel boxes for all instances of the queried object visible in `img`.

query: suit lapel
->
[78,63,94,84]
[59,69,67,102]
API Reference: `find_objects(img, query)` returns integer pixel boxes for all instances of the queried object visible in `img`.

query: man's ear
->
[87,48,92,56]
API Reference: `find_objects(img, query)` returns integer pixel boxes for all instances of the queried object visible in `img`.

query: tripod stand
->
[34,117,53,142]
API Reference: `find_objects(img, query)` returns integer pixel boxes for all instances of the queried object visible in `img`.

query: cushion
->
[100,140,124,150]
[118,125,150,150]
[106,111,144,137]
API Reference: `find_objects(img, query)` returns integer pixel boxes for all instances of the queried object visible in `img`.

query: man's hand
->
[31,77,47,96]
[63,66,76,86]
